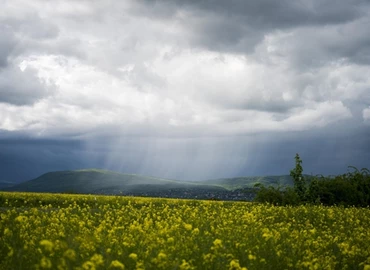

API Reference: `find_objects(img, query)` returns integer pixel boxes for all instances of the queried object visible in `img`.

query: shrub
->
[255,154,370,207]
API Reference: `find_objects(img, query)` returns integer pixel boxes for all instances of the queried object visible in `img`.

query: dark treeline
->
[255,154,370,207]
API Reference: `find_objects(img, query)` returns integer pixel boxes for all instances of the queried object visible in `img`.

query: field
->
[1,192,370,269]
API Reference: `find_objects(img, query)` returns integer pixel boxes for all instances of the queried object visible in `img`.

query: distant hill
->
[0,181,15,190]
[202,175,293,190]
[5,169,308,195]
[5,169,225,194]
[202,174,314,190]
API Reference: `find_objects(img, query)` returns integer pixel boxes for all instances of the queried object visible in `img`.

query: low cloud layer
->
[0,0,369,180]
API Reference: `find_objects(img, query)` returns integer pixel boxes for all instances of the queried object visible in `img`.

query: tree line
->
[255,153,370,207]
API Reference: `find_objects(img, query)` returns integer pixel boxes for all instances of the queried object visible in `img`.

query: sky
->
[1,0,370,183]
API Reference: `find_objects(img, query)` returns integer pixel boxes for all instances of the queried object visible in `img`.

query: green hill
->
[201,175,314,190]
[6,169,225,194]
[6,169,308,195]
[0,181,14,190]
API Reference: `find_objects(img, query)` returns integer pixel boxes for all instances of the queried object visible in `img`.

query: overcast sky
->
[1,0,370,182]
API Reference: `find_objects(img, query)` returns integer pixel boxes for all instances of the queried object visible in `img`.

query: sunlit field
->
[1,192,370,269]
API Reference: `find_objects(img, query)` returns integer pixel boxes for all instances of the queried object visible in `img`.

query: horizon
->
[1,0,369,183]
[0,164,363,185]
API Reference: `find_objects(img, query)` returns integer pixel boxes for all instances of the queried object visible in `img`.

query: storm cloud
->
[0,0,369,182]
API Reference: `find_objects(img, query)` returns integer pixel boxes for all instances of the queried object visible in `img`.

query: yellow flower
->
[39,240,54,252]
[4,228,12,236]
[15,215,27,223]
[91,254,104,266]
[229,259,246,270]
[248,254,256,260]
[184,223,193,231]
[82,261,96,270]
[213,239,222,247]
[63,249,76,261]
[135,261,145,270]
[40,257,52,269]
[129,253,138,261]
[179,259,193,270]
[109,260,125,269]
[158,252,167,260]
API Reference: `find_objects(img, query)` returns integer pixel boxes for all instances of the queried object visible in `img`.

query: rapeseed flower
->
[64,249,76,261]
[109,260,125,269]
[1,192,370,270]
[90,254,104,266]
[39,240,54,252]
[40,256,52,269]
[129,253,138,261]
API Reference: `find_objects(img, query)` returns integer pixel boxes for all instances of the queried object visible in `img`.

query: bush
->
[254,185,300,206]
[306,167,370,207]
[255,154,370,207]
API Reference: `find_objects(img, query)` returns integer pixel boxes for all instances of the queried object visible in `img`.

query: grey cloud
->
[239,101,298,114]
[141,0,367,26]
[127,63,167,92]
[0,65,54,106]
[0,27,17,68]
[324,19,370,65]
[1,123,369,183]
[0,0,369,182]
[275,19,370,68]
[138,0,369,54]
[0,139,91,183]
[188,15,262,53]
[2,14,59,40]
[22,36,87,61]
[0,11,84,63]
[0,14,60,58]
[210,91,301,114]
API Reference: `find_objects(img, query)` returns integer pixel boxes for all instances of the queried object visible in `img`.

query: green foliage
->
[256,153,370,207]
[290,153,307,200]
[254,185,300,206]
[203,175,294,190]
[306,167,370,207]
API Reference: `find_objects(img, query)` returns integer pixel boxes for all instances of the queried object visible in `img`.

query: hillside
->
[202,175,293,190]
[0,181,14,189]
[5,169,307,199]
[6,169,225,194]
[202,174,316,190]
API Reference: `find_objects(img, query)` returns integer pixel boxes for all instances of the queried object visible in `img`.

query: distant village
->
[106,187,257,201]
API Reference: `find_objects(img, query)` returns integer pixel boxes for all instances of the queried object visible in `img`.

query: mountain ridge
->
[3,169,305,196]
[5,169,210,193]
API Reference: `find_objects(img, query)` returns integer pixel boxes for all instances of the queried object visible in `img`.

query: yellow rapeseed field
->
[1,192,370,269]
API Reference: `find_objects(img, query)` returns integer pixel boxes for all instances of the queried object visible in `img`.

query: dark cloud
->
[1,123,369,183]
[0,0,369,182]
[212,95,300,114]
[138,0,369,54]
[0,26,17,68]
[0,65,55,106]
[0,139,92,183]
[0,14,60,62]
[141,0,367,26]
[0,14,60,106]
[0,11,84,68]
[262,18,370,69]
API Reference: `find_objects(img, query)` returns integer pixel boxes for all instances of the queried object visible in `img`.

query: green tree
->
[290,153,306,200]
